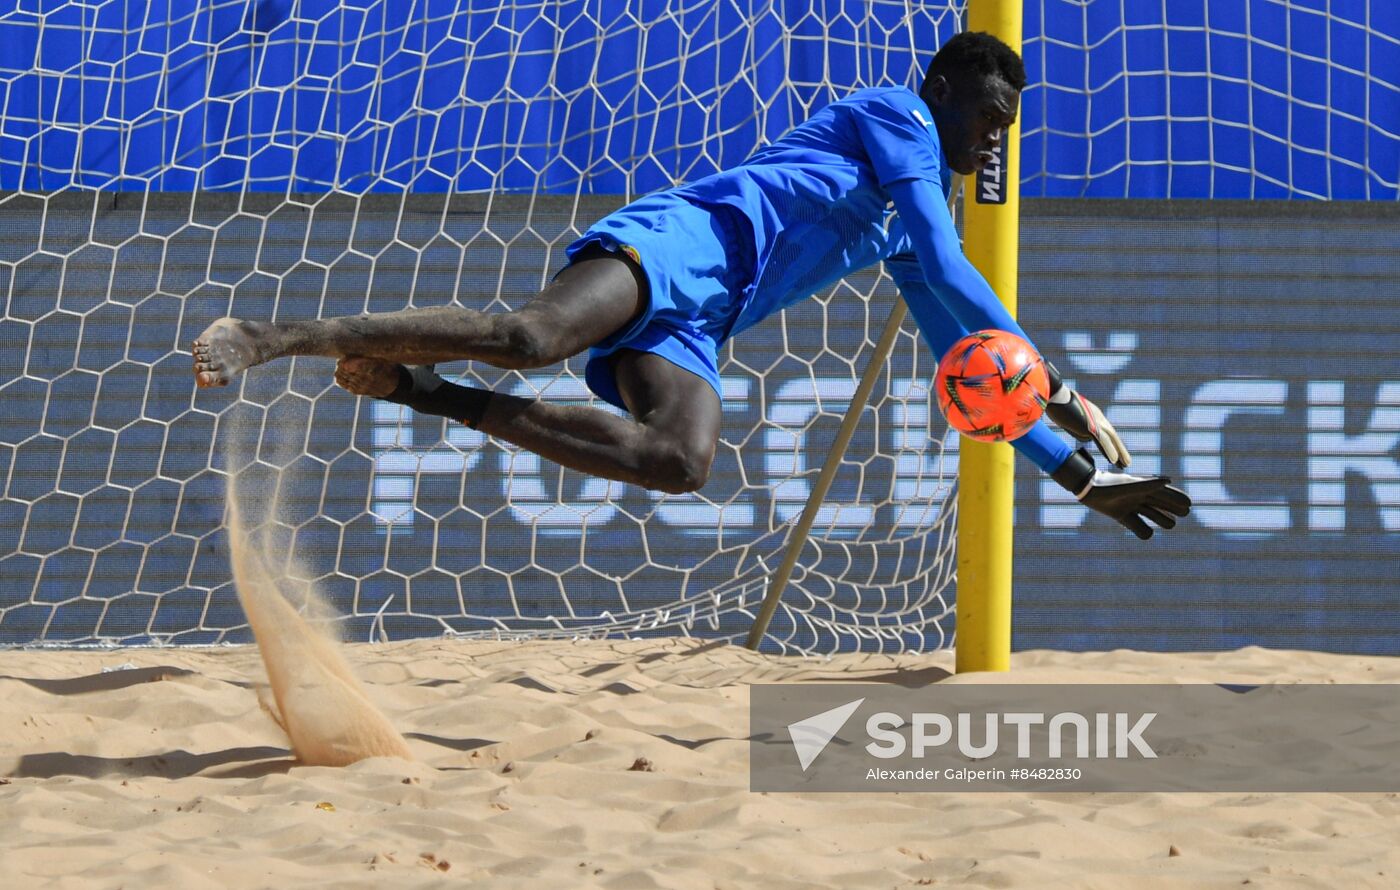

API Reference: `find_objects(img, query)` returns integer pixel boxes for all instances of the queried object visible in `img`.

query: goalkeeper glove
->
[1044,362,1129,469]
[1050,447,1192,540]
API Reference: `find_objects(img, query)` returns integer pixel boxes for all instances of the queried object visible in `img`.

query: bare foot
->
[335,356,402,398]
[192,318,273,387]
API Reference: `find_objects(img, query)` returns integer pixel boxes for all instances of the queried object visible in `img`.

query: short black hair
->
[924,31,1026,93]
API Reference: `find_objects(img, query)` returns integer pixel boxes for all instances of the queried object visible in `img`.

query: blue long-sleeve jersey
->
[671,86,1072,474]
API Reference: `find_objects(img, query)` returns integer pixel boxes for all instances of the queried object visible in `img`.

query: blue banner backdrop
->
[0,195,1396,651]
[1,1,1396,199]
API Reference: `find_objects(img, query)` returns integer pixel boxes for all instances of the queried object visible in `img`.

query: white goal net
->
[0,1,966,651]
[2,1,1394,650]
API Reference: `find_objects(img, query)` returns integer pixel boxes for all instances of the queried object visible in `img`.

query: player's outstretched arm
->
[890,265,1192,538]
[881,183,1190,538]
[887,255,1073,476]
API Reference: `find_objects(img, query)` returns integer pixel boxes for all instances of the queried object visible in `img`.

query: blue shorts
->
[564,192,756,412]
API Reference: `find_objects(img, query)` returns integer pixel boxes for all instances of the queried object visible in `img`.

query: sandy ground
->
[1,639,1398,889]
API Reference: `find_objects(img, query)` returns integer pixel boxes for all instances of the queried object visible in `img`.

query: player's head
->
[921,31,1026,176]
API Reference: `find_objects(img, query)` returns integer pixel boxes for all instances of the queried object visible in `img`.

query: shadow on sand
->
[7,746,294,781]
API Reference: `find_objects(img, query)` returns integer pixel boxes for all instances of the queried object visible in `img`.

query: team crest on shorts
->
[621,244,641,265]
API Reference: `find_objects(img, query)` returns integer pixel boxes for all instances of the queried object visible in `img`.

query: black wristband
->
[382,365,493,429]
[1050,447,1096,498]
[384,365,423,404]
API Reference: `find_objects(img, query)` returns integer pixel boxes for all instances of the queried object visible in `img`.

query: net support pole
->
[744,298,909,651]
[956,2,1023,673]
[744,178,964,652]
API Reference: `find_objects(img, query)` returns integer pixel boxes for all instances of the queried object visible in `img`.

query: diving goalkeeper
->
[192,32,1190,540]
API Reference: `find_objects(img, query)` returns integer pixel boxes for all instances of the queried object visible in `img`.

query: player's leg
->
[336,349,721,494]
[480,350,720,493]
[191,243,645,387]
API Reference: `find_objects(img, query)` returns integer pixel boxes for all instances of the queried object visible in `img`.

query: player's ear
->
[922,74,951,109]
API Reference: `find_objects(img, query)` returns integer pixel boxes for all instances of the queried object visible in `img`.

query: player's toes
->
[193,361,228,388]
